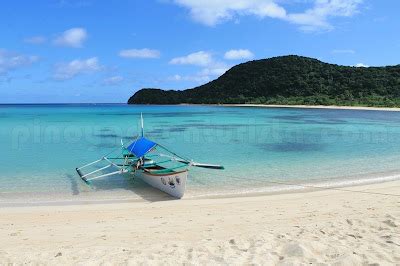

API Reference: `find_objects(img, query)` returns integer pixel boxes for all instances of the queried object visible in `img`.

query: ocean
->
[1,104,400,204]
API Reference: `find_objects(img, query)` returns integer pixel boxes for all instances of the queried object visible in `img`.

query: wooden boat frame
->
[76,114,223,198]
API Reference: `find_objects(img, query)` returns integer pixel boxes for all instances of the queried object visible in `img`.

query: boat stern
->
[136,170,188,199]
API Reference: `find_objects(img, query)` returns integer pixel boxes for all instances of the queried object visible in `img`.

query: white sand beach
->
[216,104,400,112]
[0,180,399,265]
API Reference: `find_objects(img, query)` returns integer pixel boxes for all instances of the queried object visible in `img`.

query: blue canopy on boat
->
[127,137,157,157]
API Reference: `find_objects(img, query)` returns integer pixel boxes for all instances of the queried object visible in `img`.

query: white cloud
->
[224,49,254,60]
[169,65,229,83]
[198,64,229,76]
[0,49,39,74]
[354,63,369,67]
[172,0,363,32]
[173,0,286,26]
[119,48,160,59]
[169,51,229,83]
[286,0,363,32]
[53,57,102,80]
[169,74,183,81]
[24,36,47,44]
[103,75,124,85]
[197,65,229,81]
[169,51,213,66]
[168,74,211,83]
[332,49,355,54]
[53,28,87,48]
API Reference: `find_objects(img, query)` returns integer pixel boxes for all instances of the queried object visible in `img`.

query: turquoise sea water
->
[1,104,400,204]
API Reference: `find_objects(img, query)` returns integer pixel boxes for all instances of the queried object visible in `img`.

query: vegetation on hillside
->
[128,55,400,107]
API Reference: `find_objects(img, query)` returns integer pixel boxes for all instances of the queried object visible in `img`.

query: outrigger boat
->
[76,114,224,198]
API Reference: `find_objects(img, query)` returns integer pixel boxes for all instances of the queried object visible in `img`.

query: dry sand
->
[0,180,399,265]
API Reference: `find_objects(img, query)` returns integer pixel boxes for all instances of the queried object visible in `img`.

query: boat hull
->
[135,170,188,198]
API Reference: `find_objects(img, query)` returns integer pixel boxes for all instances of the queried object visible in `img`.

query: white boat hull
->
[135,170,188,198]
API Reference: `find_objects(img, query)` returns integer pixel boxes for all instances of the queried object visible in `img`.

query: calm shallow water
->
[1,104,400,203]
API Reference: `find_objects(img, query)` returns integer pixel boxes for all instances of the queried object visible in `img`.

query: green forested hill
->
[128,55,400,107]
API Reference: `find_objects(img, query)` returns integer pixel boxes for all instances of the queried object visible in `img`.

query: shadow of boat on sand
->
[69,173,177,202]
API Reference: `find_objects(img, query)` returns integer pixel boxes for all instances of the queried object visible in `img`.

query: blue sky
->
[0,0,399,103]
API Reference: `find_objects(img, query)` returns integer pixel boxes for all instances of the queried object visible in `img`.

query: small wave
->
[185,173,400,199]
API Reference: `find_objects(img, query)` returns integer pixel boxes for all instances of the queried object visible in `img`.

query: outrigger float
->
[76,114,224,198]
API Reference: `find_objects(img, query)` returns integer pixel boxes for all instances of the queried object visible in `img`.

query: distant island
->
[128,55,400,107]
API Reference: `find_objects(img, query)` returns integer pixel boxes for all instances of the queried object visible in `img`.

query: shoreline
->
[1,172,399,208]
[200,103,400,112]
[2,180,399,211]
[1,180,399,264]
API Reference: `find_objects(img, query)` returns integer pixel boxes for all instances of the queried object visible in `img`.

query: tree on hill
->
[128,55,400,107]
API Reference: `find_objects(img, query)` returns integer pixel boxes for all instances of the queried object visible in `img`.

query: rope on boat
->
[192,169,400,197]
[156,143,191,163]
